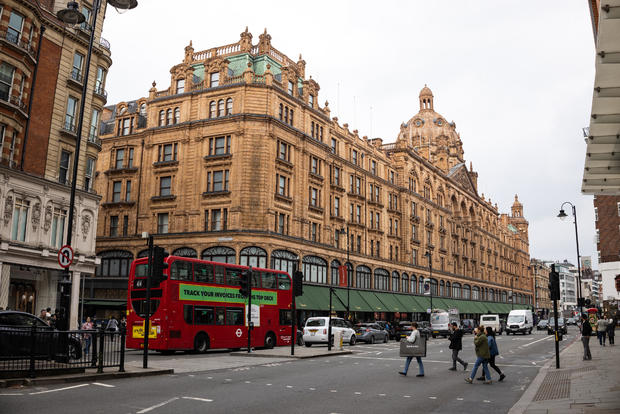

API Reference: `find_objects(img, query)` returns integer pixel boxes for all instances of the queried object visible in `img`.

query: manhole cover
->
[533,370,570,401]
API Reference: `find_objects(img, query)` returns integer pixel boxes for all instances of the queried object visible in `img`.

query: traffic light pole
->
[553,297,560,369]
[291,264,297,356]
[328,287,333,352]
[247,266,253,353]
[143,234,154,369]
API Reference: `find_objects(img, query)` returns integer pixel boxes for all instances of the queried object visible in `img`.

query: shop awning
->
[340,289,374,312]
[358,291,388,312]
[431,297,451,311]
[374,292,406,313]
[82,300,126,307]
[414,295,431,311]
[296,285,324,310]
[394,294,425,313]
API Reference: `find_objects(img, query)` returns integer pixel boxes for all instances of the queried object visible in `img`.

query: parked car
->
[566,317,577,326]
[536,319,549,331]
[0,311,82,360]
[375,321,395,339]
[417,321,432,338]
[395,321,430,340]
[547,317,568,335]
[303,317,356,347]
[461,319,477,334]
[506,309,534,335]
[354,323,388,344]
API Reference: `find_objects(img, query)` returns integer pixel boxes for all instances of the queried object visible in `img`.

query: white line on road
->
[92,382,115,388]
[1,393,23,396]
[29,384,89,395]
[522,335,553,347]
[309,388,316,391]
[182,397,213,402]
[136,397,179,413]
[403,395,411,398]
[429,396,437,400]
[339,355,541,367]
[457,398,464,401]
[354,392,362,395]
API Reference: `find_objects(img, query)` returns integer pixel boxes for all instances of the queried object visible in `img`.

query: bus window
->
[194,263,213,283]
[194,306,214,325]
[277,274,291,290]
[135,263,149,278]
[226,268,242,286]
[183,305,193,324]
[279,309,292,325]
[171,260,193,281]
[214,266,226,284]
[215,308,225,325]
[261,272,276,289]
[251,271,260,288]
[226,308,244,325]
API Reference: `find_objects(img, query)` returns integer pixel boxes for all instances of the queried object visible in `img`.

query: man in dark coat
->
[448,322,468,371]
[581,314,592,360]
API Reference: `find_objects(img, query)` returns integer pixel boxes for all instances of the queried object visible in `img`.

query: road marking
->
[457,398,464,401]
[484,400,491,403]
[339,355,540,367]
[309,388,316,391]
[266,383,272,386]
[182,397,213,402]
[404,395,411,398]
[286,385,293,389]
[0,393,23,396]
[137,397,179,413]
[522,335,553,347]
[355,392,362,395]
[92,382,115,388]
[225,379,232,382]
[30,384,89,395]
[330,390,338,393]
[429,396,437,400]
[207,376,213,379]
[244,381,251,384]
[378,393,386,396]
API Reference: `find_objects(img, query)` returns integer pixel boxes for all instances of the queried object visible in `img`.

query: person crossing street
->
[465,326,492,384]
[477,326,505,382]
[398,322,425,377]
[448,322,468,371]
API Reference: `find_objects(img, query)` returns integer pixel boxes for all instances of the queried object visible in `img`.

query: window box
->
[308,205,324,214]
[274,193,293,203]
[150,195,177,202]
[201,191,231,198]
[104,167,139,175]
[153,160,179,168]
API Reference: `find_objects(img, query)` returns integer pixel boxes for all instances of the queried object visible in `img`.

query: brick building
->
[94,30,533,320]
[0,0,112,328]
[530,258,551,317]
[594,196,620,300]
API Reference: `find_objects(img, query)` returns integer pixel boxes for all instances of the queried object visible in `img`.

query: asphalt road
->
[0,327,579,414]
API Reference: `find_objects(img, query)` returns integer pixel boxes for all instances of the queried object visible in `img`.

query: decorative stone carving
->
[3,195,13,226]
[43,205,52,232]
[81,214,91,241]
[31,202,41,230]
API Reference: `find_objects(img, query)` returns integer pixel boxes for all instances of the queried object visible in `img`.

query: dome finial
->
[419,85,434,111]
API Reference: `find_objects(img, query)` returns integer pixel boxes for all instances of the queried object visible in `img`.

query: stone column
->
[0,262,10,309]
[70,270,81,330]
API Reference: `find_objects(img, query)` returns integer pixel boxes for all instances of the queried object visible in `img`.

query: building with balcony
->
[94,29,533,321]
[0,0,112,328]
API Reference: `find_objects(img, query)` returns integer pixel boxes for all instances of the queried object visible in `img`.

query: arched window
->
[439,280,445,297]
[217,99,224,117]
[410,274,417,294]
[166,109,172,125]
[392,271,400,292]
[330,260,341,286]
[462,284,471,300]
[139,103,146,116]
[472,286,480,300]
[356,266,371,290]
[172,247,197,258]
[419,277,424,295]
[502,291,507,303]
[240,246,267,268]
[137,249,149,258]
[345,262,353,288]
[270,250,298,275]
[159,110,165,126]
[452,282,461,299]
[374,268,389,291]
[173,107,180,124]
[209,101,216,118]
[97,250,133,278]
[201,246,235,264]
[226,98,233,115]
[302,255,327,284]
[402,273,409,293]
[429,278,438,296]
[445,281,451,297]
[489,288,495,302]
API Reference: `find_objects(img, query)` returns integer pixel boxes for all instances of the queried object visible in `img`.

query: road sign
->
[235,328,243,338]
[58,245,74,268]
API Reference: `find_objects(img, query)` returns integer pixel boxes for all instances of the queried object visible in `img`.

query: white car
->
[303,317,356,347]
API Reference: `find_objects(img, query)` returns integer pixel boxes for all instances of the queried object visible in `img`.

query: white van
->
[480,314,502,335]
[506,309,533,335]
[430,308,460,338]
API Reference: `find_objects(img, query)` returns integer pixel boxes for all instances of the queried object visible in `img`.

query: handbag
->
[400,336,427,357]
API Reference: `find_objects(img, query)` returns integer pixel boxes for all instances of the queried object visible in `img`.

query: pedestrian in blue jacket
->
[478,326,505,382]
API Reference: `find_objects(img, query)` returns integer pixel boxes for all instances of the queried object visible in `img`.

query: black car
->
[461,319,477,334]
[537,320,549,331]
[547,317,568,335]
[0,311,82,360]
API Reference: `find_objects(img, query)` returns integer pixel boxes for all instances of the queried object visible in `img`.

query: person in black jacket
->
[581,314,592,360]
[448,322,468,371]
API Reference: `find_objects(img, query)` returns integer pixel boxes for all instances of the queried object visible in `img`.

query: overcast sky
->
[102,0,597,269]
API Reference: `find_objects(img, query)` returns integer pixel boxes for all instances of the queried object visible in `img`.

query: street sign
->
[58,245,74,268]
[427,308,432,314]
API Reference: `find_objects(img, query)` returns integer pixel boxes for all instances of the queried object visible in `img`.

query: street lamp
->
[338,226,350,319]
[56,0,138,330]
[557,202,584,317]
[424,251,433,314]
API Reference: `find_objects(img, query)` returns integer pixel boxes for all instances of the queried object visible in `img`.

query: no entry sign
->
[58,245,74,268]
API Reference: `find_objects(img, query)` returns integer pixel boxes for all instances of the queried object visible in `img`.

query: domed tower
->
[419,84,434,111]
[510,194,529,241]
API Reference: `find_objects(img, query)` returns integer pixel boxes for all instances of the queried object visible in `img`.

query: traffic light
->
[548,269,560,301]
[585,299,591,307]
[577,297,585,307]
[151,246,169,286]
[239,269,251,297]
[293,271,303,297]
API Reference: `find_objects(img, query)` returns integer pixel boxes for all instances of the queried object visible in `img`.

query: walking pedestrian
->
[39,309,48,320]
[106,315,119,342]
[448,322,468,371]
[597,317,608,346]
[581,314,592,360]
[398,322,425,377]
[81,316,94,356]
[465,326,492,384]
[606,318,615,346]
[478,327,505,382]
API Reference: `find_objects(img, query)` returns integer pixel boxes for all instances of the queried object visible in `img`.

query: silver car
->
[354,323,389,344]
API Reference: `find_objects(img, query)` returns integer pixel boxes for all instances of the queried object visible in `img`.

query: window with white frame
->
[95,67,106,94]
[0,62,14,102]
[210,72,219,87]
[11,198,29,242]
[157,213,169,233]
[65,96,78,131]
[176,78,185,94]
[59,150,71,184]
[50,208,66,248]
[7,11,24,44]
[89,109,100,140]
[72,52,84,81]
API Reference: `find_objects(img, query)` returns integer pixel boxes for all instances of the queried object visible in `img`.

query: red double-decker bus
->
[126,256,295,352]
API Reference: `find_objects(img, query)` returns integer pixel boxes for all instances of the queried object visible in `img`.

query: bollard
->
[119,328,126,372]
[97,328,104,373]
[29,325,36,378]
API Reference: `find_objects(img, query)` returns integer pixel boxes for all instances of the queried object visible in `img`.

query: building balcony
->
[0,93,28,118]
[308,204,324,214]
[151,194,177,202]
[330,183,345,192]
[309,172,324,183]
[0,28,36,62]
[153,160,179,169]
[274,193,292,203]
[67,68,84,90]
[104,167,138,175]
[60,121,78,138]
[87,135,102,150]
[93,84,108,104]
[275,157,293,170]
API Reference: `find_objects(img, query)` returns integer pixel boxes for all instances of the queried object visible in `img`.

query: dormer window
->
[288,81,294,95]
[309,94,314,108]
[176,78,185,94]
[139,103,146,116]
[210,72,220,88]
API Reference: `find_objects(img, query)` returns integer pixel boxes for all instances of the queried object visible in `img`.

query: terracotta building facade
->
[594,195,620,300]
[94,29,533,319]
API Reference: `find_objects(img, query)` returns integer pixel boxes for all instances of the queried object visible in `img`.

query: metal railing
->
[0,327,125,378]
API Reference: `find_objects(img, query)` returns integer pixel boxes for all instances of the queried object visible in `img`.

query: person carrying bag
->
[398,322,425,377]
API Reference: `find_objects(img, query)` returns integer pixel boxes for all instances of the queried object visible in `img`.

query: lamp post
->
[338,226,350,320]
[557,202,584,317]
[424,251,433,314]
[56,0,138,329]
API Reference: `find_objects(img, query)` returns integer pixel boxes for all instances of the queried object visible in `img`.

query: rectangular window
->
[72,52,84,81]
[120,118,130,136]
[311,157,319,174]
[412,249,417,265]
[356,205,361,223]
[375,186,379,202]
[596,229,599,244]
[212,209,222,231]
[157,213,169,233]
[59,150,71,184]
[209,136,231,156]
[159,143,177,162]
[128,148,134,168]
[333,167,340,185]
[112,181,122,202]
[7,11,24,44]
[278,141,289,161]
[49,208,66,248]
[413,225,418,239]
[95,67,106,94]
[109,215,119,237]
[125,180,132,202]
[617,202,620,217]
[85,158,95,191]
[160,176,171,196]
[389,171,395,184]
[122,215,129,236]
[288,81,294,95]
[80,5,92,30]
[226,308,244,325]
[210,72,220,87]
[89,109,100,140]
[371,160,377,175]
[115,148,124,169]
[352,149,358,165]
[349,175,354,192]
[331,138,337,154]
[176,78,185,93]
[277,175,286,196]
[334,197,340,216]
[0,62,14,102]
[194,306,214,325]
[309,94,314,107]
[212,170,229,192]
[65,96,78,131]
[278,213,285,234]
[310,187,318,206]
[355,177,361,194]
[311,222,317,242]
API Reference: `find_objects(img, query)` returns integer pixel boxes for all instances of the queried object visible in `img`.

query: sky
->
[102,0,598,268]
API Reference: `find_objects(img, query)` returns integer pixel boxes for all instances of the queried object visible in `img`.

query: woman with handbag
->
[398,322,425,377]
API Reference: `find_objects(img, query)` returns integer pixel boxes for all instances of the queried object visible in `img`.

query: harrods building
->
[92,29,533,320]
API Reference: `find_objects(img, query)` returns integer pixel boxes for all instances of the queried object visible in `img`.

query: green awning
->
[342,289,374,312]
[358,291,388,311]
[395,294,425,313]
[414,295,431,311]
[374,292,406,312]
[296,285,324,310]
[82,300,126,307]
[431,297,451,311]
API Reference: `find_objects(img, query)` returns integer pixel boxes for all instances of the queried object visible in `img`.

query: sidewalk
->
[230,345,352,359]
[510,335,620,414]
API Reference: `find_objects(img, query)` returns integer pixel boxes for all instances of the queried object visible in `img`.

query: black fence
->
[0,327,126,379]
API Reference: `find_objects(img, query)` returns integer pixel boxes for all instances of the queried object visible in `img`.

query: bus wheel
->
[194,333,209,353]
[264,333,276,349]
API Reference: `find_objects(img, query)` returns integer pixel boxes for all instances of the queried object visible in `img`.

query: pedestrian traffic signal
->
[239,269,251,297]
[293,271,303,297]
[548,268,560,301]
[151,246,169,286]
